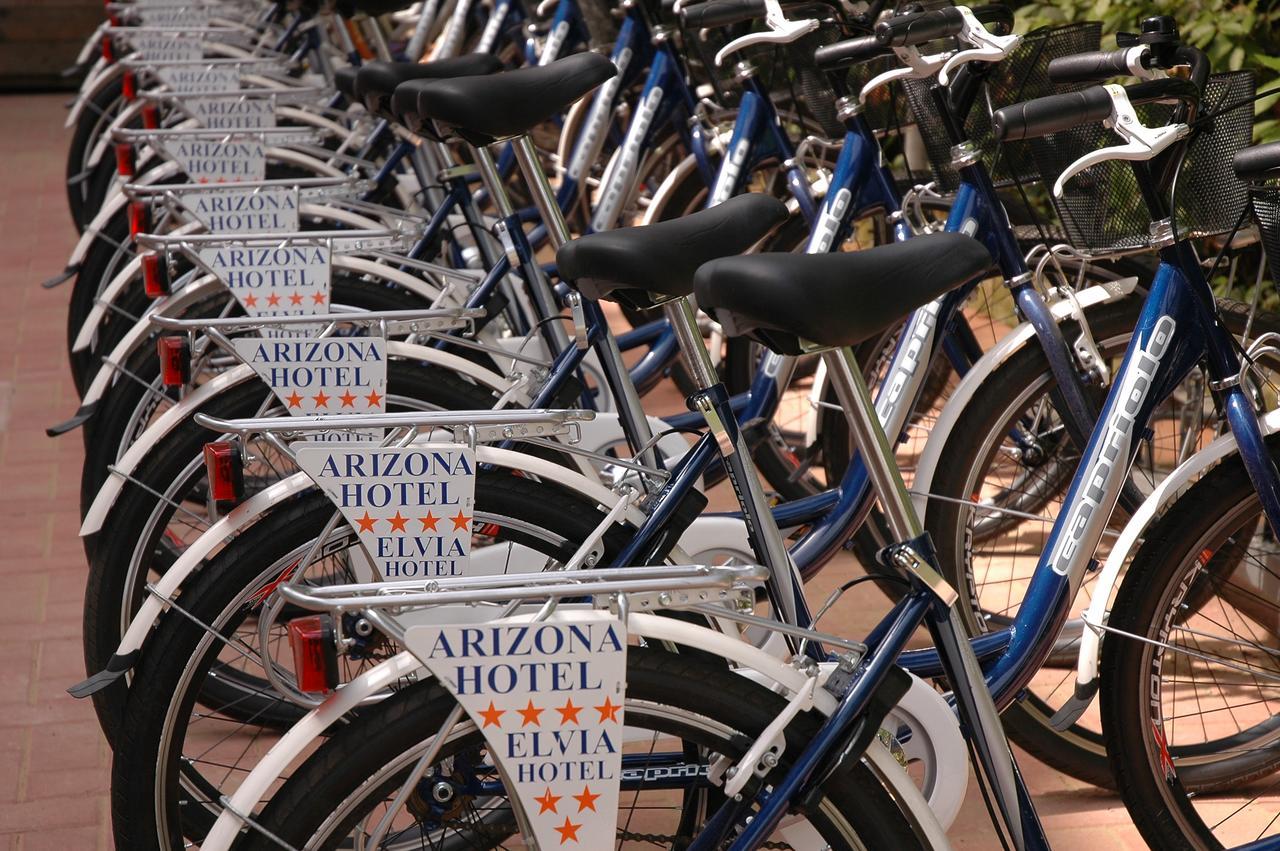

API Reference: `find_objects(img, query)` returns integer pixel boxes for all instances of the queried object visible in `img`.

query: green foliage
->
[1013,0,1280,142]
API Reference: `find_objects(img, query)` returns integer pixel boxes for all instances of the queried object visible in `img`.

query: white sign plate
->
[232,336,387,415]
[177,186,300,234]
[405,612,627,849]
[184,96,277,130]
[155,65,240,94]
[295,444,477,580]
[197,243,330,326]
[159,137,266,183]
[123,35,202,63]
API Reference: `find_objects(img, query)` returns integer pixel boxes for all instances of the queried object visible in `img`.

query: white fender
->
[86,97,148,169]
[74,23,107,69]
[910,277,1139,517]
[79,339,513,535]
[297,202,384,231]
[640,150,709,227]
[1067,406,1280,707]
[265,146,345,177]
[73,221,202,353]
[201,614,950,851]
[110,447,653,658]
[80,363,255,536]
[275,105,352,140]
[66,58,124,129]
[66,160,181,269]
[80,275,228,406]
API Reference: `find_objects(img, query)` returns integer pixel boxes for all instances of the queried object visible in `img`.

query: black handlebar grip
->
[875,4,1012,47]
[875,6,963,46]
[813,34,890,70]
[680,0,767,28]
[1047,48,1135,84]
[991,86,1114,142]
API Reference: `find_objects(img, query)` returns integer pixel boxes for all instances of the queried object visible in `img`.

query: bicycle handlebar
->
[991,77,1200,142]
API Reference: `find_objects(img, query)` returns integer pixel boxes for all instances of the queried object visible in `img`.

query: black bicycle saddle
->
[693,233,994,355]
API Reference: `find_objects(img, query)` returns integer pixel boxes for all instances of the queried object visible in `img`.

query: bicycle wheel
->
[923,296,1280,788]
[66,77,125,231]
[233,644,925,851]
[83,361,500,745]
[1101,430,1280,850]
[111,476,638,850]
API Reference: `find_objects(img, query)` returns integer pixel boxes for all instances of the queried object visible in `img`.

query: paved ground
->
[0,92,1146,849]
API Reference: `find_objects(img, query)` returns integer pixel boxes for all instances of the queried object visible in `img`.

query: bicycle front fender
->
[1056,405,1280,729]
[911,276,1139,517]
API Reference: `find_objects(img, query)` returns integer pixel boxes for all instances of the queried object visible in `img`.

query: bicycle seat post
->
[507,131,664,471]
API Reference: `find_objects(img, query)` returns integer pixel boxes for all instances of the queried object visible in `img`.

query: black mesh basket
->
[1024,70,1256,253]
[901,22,1103,191]
[1249,185,1280,292]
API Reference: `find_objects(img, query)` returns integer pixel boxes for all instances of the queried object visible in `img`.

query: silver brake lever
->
[715,0,819,66]
[536,0,558,17]
[858,44,950,103]
[1052,83,1188,198]
[937,6,1020,85]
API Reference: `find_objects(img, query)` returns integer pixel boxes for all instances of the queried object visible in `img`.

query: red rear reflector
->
[141,251,169,298]
[101,34,114,64]
[115,142,135,178]
[203,441,245,505]
[122,70,136,101]
[157,336,189,386]
[142,103,160,130]
[287,615,338,695]
[129,200,149,239]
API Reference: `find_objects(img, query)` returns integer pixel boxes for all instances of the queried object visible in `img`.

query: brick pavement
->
[0,91,1145,849]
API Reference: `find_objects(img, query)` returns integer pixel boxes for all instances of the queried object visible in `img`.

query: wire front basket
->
[1024,70,1257,254]
[902,21,1103,192]
[1250,185,1280,292]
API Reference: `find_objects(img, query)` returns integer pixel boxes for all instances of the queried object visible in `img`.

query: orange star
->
[284,390,304,408]
[311,291,327,304]
[387,511,408,533]
[418,512,438,532]
[242,293,258,308]
[451,510,471,531]
[534,787,561,814]
[555,699,582,725]
[354,511,377,533]
[338,390,357,408]
[364,390,383,408]
[266,293,281,307]
[594,696,620,723]
[477,700,504,728]
[312,391,330,408]
[516,700,543,727]
[197,177,210,185]
[553,817,581,844]
[289,292,304,306]
[572,785,599,813]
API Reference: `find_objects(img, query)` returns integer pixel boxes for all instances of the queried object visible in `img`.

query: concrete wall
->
[0,0,102,90]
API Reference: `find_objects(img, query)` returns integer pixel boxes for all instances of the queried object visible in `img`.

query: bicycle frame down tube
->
[983,254,1280,706]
